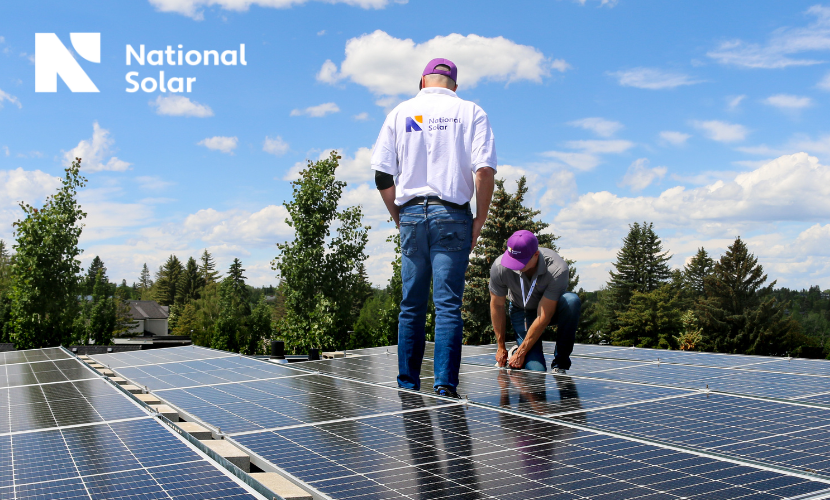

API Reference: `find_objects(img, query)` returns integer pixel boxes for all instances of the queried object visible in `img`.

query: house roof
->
[127,300,169,320]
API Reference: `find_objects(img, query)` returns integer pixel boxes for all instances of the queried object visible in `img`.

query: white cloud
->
[150,95,214,117]
[542,151,602,171]
[538,167,577,207]
[565,139,633,154]
[0,168,62,240]
[609,68,703,90]
[63,122,132,173]
[692,120,748,143]
[147,0,399,20]
[263,136,289,156]
[763,94,814,110]
[290,102,339,117]
[542,140,633,171]
[353,112,370,121]
[317,30,326,36]
[198,136,238,154]
[317,30,566,100]
[819,72,830,91]
[726,95,746,110]
[567,117,623,138]
[659,131,691,146]
[183,205,293,246]
[0,88,21,109]
[282,147,373,184]
[135,175,175,190]
[2,146,8,157]
[620,158,667,192]
[576,0,617,6]
[707,5,830,68]
[557,153,830,230]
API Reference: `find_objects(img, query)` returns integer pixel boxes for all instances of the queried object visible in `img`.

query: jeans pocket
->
[400,221,418,256]
[435,220,469,251]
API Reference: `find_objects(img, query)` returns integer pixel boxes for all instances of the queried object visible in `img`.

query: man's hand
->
[495,346,508,367]
[471,217,486,251]
[379,186,400,227]
[508,348,526,369]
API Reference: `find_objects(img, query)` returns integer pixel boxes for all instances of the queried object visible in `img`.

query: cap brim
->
[501,251,528,271]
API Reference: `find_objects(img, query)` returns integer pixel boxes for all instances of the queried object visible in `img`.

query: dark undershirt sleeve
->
[375,170,395,190]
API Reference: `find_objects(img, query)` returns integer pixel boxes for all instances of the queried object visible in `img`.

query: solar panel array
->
[2,347,265,500]
[94,344,830,500]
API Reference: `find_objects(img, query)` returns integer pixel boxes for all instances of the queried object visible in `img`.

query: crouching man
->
[489,230,581,373]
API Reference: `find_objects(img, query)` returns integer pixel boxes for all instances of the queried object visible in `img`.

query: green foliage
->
[273,152,370,353]
[83,256,107,296]
[138,263,153,299]
[351,289,392,349]
[199,249,221,284]
[684,247,714,298]
[676,310,704,351]
[177,256,204,305]
[697,237,794,355]
[462,176,561,345]
[611,284,682,349]
[86,269,115,345]
[154,255,184,306]
[211,260,252,353]
[0,240,12,342]
[248,297,274,354]
[10,159,87,349]
[188,282,221,347]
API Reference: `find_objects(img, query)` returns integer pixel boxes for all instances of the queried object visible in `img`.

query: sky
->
[2,0,830,291]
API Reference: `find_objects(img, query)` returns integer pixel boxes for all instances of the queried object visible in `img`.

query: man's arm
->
[490,292,508,367]
[508,296,558,369]
[378,186,400,227]
[472,167,495,251]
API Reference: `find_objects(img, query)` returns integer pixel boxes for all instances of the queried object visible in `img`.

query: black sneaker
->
[434,386,460,398]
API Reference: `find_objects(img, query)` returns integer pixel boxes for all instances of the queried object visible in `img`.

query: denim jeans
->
[397,200,472,391]
[509,292,581,370]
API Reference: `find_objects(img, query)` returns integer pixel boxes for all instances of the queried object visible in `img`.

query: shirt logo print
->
[405,115,423,132]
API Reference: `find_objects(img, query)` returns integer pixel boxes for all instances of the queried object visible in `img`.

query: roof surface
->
[127,300,170,319]
[92,343,830,500]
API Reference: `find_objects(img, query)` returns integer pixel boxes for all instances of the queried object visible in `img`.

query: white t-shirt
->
[370,87,497,206]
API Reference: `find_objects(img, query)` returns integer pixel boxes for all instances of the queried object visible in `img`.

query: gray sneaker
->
[553,368,567,374]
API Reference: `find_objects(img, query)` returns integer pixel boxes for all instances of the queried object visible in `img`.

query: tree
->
[199,249,221,284]
[154,255,184,306]
[697,237,794,355]
[273,152,370,353]
[211,259,253,353]
[684,247,714,297]
[675,310,703,351]
[462,177,561,345]
[87,269,116,345]
[611,284,682,349]
[177,256,204,305]
[10,159,87,349]
[248,297,274,355]
[138,263,153,299]
[84,256,107,296]
[0,240,12,342]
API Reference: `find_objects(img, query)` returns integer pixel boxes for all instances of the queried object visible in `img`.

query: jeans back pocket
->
[434,220,469,252]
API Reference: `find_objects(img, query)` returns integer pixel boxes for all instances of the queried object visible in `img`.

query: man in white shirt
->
[371,58,497,398]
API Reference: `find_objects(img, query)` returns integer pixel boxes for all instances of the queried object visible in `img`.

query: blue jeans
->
[397,200,472,391]
[509,292,581,370]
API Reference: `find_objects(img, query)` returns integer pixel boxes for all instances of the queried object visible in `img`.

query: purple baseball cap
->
[501,230,539,271]
[419,58,457,90]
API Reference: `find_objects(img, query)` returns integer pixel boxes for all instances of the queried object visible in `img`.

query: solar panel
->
[3,347,266,500]
[98,342,830,499]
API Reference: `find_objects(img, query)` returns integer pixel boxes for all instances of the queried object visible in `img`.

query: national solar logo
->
[406,115,423,132]
[35,33,100,92]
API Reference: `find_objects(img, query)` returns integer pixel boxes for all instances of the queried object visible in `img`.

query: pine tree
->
[10,159,87,349]
[154,255,184,306]
[212,259,252,353]
[697,237,794,355]
[462,177,560,345]
[0,240,13,342]
[273,152,370,353]
[87,269,116,345]
[84,256,107,296]
[684,247,714,297]
[611,284,682,349]
[138,263,153,299]
[248,297,274,354]
[199,249,221,284]
[675,310,703,351]
[177,256,204,306]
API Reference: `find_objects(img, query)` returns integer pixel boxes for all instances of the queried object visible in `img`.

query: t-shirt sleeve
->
[371,112,399,175]
[471,106,497,173]
[489,262,507,297]
[543,268,569,303]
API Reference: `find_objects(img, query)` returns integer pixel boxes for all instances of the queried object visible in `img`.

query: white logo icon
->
[35,33,100,92]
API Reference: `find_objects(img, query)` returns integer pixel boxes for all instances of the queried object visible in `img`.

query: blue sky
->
[2,0,830,290]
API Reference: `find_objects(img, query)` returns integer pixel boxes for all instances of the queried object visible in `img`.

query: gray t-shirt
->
[489,247,569,310]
